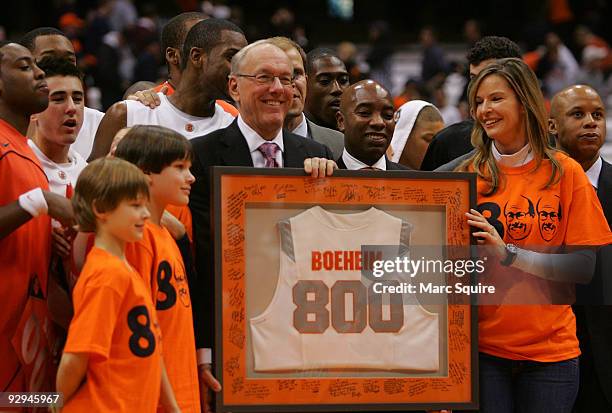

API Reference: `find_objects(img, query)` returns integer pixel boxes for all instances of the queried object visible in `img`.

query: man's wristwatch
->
[500,243,518,266]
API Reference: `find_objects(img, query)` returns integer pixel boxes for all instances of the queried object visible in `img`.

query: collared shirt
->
[237,115,284,168]
[491,142,534,167]
[585,156,602,189]
[341,148,387,170]
[289,113,309,138]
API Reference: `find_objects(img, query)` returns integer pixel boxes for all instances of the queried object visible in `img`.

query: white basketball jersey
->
[72,106,104,159]
[28,140,87,197]
[125,93,235,139]
[250,206,439,372]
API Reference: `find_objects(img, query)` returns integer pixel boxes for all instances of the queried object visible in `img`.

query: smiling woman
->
[456,57,612,413]
[461,58,562,194]
[474,74,525,154]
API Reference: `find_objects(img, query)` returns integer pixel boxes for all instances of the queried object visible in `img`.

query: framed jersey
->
[212,167,478,411]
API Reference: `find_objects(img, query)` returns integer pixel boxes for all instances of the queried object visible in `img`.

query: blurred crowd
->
[1,0,611,122]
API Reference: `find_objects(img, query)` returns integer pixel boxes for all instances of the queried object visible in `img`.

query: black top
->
[420,119,474,171]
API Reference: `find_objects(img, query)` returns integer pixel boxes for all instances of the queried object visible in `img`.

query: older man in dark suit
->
[335,79,408,170]
[188,39,334,406]
[550,84,612,412]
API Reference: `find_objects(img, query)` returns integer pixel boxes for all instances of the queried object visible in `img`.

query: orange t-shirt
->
[474,152,612,362]
[166,204,193,242]
[63,247,162,412]
[154,81,239,116]
[0,120,53,392]
[126,222,200,413]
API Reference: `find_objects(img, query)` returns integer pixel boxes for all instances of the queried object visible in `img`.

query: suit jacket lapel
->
[336,156,347,169]
[597,159,612,223]
[282,130,306,167]
[305,119,314,139]
[219,120,254,167]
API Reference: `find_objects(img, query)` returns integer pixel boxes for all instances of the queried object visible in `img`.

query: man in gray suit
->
[267,37,344,159]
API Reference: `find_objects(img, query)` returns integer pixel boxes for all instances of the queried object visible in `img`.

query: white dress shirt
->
[289,113,309,138]
[238,115,284,167]
[341,149,387,170]
[585,156,602,189]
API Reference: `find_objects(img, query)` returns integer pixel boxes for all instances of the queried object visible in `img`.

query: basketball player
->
[88,18,247,159]
[0,41,73,393]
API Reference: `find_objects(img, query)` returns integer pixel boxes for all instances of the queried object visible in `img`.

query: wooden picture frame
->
[213,167,478,411]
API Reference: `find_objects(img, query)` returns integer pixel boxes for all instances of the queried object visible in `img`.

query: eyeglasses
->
[234,73,294,87]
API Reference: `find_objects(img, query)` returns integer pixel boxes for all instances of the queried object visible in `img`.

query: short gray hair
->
[230,39,291,74]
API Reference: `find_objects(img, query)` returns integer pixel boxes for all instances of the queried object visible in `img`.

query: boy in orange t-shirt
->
[116,125,201,413]
[57,158,180,412]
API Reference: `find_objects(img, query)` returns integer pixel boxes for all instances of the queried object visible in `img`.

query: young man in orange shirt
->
[0,41,74,394]
[116,125,202,412]
[57,158,179,412]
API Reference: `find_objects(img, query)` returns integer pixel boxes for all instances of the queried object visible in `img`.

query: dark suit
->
[420,119,474,171]
[306,118,344,159]
[336,155,410,171]
[598,159,612,223]
[574,158,612,412]
[188,119,334,350]
[435,149,476,172]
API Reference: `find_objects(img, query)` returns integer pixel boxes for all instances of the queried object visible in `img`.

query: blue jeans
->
[479,353,579,413]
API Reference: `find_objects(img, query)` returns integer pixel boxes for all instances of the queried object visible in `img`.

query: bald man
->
[550,85,608,180]
[335,79,407,170]
[550,84,612,412]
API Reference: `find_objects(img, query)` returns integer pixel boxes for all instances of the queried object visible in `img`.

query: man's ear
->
[336,110,345,133]
[548,118,558,136]
[228,76,240,104]
[189,46,205,68]
[166,47,179,67]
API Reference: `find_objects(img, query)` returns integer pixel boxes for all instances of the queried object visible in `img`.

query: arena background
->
[1,0,611,158]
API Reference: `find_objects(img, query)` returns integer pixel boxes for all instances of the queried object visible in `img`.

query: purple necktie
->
[258,142,280,168]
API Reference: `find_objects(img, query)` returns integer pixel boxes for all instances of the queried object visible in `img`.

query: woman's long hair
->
[459,58,562,195]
